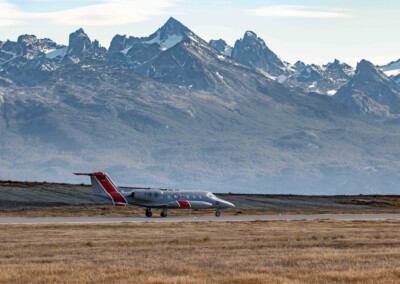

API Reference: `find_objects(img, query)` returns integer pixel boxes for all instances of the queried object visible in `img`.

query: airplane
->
[74,172,235,217]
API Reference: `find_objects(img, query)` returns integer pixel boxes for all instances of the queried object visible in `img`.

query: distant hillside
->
[0,17,400,194]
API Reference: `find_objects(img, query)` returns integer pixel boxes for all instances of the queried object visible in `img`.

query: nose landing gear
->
[215,210,221,217]
[160,208,168,218]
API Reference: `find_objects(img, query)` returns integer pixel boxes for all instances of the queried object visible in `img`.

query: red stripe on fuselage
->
[177,200,191,208]
[93,173,127,206]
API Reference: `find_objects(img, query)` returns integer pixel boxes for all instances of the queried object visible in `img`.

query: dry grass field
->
[1,205,400,218]
[0,220,399,283]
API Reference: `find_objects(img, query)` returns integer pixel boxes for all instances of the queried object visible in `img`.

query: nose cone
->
[222,200,235,208]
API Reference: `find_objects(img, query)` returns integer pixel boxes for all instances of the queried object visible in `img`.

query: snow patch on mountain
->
[45,47,68,59]
[209,39,233,57]
[144,32,183,50]
[277,74,287,83]
[120,46,132,55]
[221,46,232,57]
[215,71,224,80]
[380,59,400,77]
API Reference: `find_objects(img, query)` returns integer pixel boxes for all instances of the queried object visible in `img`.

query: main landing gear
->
[145,208,168,218]
[215,210,221,217]
[160,208,168,218]
[145,208,152,218]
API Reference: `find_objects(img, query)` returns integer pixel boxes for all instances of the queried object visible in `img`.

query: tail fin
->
[74,172,128,206]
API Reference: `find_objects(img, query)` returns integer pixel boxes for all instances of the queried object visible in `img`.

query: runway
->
[1,214,400,225]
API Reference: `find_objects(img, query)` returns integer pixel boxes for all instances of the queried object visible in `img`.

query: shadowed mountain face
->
[231,31,288,77]
[335,60,400,117]
[209,39,232,57]
[0,18,400,194]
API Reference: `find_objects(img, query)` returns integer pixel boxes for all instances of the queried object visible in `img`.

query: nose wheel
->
[160,208,168,218]
[215,210,221,217]
[145,208,152,217]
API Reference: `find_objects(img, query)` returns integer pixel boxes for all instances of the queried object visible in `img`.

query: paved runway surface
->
[1,214,400,225]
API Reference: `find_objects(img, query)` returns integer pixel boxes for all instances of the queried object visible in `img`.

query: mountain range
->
[0,17,399,194]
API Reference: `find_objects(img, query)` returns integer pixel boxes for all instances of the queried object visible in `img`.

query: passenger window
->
[173,194,180,199]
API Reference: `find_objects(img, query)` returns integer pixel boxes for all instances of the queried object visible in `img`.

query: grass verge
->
[0,220,399,283]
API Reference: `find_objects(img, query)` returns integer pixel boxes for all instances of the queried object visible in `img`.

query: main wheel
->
[215,210,221,217]
[145,209,152,218]
[160,212,168,218]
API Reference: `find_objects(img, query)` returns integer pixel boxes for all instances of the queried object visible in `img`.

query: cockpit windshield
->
[207,193,217,199]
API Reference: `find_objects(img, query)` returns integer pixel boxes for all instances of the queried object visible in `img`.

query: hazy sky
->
[1,0,399,66]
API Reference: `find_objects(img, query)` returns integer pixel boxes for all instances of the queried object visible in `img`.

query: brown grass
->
[0,220,399,283]
[1,205,400,218]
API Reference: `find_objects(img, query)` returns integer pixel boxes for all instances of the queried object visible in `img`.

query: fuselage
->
[118,188,235,210]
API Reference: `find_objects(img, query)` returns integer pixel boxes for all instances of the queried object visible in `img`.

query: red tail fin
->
[74,172,128,206]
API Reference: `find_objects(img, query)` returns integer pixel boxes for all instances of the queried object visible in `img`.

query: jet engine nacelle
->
[131,190,163,201]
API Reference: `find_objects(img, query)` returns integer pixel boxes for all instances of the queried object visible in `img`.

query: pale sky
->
[1,0,399,66]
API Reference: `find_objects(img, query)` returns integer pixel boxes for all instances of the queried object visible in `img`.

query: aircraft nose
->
[223,201,235,208]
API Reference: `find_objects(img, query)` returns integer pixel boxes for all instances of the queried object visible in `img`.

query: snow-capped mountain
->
[283,59,354,95]
[335,60,400,117]
[0,34,64,63]
[1,17,400,194]
[324,59,354,81]
[108,17,191,62]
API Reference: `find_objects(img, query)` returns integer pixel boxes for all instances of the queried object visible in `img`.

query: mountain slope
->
[209,39,232,56]
[231,31,289,77]
[283,59,354,95]
[0,18,400,194]
[335,60,400,117]
[380,59,400,77]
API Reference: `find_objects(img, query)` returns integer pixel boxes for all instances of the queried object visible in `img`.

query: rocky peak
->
[108,17,191,58]
[231,31,287,76]
[66,28,106,60]
[144,17,192,50]
[334,59,400,117]
[209,39,232,56]
[244,31,257,39]
[156,17,191,40]
[324,59,354,80]
[2,40,16,53]
[354,59,386,83]
[325,59,352,71]
[67,28,92,57]
[297,64,323,82]
[108,34,127,53]
[0,34,62,61]
[17,34,37,46]
[294,60,306,70]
